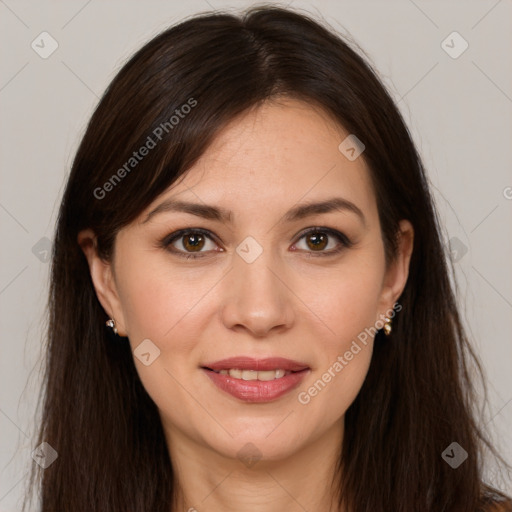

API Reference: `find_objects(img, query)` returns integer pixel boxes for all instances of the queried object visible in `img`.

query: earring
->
[106,318,118,335]
[383,316,392,336]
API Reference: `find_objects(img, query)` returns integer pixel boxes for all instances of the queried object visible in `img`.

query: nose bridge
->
[220,238,294,336]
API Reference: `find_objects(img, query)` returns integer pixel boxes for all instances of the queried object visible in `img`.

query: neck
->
[165,419,346,512]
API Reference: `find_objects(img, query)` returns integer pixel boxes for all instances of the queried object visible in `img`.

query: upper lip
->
[202,357,310,372]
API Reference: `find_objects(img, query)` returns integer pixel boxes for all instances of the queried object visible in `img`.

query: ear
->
[77,229,128,337]
[377,219,414,316]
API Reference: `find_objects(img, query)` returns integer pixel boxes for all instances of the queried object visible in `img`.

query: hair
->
[24,4,511,511]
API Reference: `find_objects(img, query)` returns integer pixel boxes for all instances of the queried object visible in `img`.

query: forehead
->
[143,97,378,224]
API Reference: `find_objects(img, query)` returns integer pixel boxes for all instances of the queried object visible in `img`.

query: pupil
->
[184,234,204,251]
[308,232,327,250]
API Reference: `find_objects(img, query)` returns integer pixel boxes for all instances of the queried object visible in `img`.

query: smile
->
[201,357,310,402]
[210,368,291,380]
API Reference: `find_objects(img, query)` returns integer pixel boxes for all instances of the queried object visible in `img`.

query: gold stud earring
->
[106,318,118,335]
[383,316,392,336]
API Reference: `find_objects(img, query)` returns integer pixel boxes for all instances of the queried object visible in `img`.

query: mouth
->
[201,357,310,403]
[204,368,297,381]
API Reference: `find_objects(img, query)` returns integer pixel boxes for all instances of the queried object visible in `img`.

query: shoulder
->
[478,496,512,512]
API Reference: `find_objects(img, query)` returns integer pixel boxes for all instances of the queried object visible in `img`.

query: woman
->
[25,5,511,511]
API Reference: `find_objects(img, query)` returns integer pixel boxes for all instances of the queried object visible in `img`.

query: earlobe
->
[77,229,128,337]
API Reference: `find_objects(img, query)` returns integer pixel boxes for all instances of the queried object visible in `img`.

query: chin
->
[208,427,304,464]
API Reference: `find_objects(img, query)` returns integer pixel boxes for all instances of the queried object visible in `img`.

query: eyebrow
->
[142,196,366,226]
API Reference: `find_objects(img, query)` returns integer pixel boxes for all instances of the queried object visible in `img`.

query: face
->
[80,97,413,465]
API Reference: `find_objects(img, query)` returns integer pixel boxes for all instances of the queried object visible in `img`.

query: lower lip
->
[202,368,310,403]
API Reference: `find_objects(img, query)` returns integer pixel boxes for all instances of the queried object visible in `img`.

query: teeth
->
[257,370,279,381]
[213,368,291,380]
[229,369,243,379]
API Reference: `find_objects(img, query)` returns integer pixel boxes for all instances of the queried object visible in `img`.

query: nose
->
[220,249,295,338]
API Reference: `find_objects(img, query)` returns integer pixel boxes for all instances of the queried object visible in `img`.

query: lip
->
[202,356,309,372]
[201,357,311,403]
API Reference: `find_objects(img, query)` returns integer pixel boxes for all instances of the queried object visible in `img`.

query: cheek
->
[297,259,385,350]
[116,252,223,342]
[292,258,383,420]
[296,338,373,439]
[114,255,223,422]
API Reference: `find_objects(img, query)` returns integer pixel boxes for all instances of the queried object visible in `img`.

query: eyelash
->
[159,227,353,260]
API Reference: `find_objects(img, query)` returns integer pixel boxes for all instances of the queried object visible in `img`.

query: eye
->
[292,227,352,256]
[160,226,352,260]
[162,228,221,259]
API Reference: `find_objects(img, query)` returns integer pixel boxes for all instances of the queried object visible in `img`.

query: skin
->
[79,97,414,512]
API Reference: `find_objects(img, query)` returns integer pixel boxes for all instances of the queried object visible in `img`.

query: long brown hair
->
[24,5,511,511]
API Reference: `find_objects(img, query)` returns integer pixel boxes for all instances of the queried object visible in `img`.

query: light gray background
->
[1,0,511,509]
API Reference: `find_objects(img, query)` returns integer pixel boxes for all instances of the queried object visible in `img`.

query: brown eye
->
[182,233,206,252]
[305,232,328,251]
[294,227,352,256]
[163,229,219,258]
